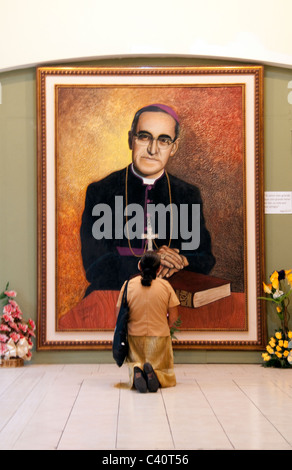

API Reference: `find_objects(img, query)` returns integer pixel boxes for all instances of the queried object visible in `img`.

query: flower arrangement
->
[260,269,292,367]
[0,283,36,364]
[262,331,292,368]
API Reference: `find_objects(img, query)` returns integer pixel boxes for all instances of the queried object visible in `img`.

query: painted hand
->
[157,246,189,279]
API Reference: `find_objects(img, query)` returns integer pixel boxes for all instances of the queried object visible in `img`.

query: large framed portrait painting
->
[37,65,265,350]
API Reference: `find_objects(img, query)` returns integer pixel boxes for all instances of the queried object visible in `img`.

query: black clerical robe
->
[80,164,215,295]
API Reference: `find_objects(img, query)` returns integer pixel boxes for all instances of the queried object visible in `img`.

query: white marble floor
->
[0,363,292,451]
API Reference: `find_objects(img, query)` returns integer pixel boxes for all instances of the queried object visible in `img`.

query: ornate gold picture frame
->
[37,65,265,350]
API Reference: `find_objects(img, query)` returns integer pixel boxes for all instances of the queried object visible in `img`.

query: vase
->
[0,358,24,368]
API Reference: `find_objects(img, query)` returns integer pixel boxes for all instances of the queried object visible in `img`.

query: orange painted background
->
[56,85,245,325]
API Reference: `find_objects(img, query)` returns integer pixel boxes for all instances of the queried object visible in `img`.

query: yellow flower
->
[276,345,282,352]
[275,332,282,340]
[276,306,282,313]
[266,345,274,354]
[269,339,276,347]
[283,340,289,348]
[275,351,282,358]
[286,272,292,287]
[262,353,271,361]
[283,350,289,357]
[263,282,272,294]
[278,340,283,347]
[288,331,292,339]
[270,271,279,290]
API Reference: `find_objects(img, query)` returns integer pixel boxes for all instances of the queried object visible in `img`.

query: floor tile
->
[1,363,292,450]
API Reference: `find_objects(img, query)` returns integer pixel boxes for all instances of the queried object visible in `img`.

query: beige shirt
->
[117,276,180,337]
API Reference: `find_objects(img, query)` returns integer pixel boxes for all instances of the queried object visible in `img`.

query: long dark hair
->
[140,251,161,287]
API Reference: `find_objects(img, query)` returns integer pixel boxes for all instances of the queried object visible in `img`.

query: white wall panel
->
[1,0,292,71]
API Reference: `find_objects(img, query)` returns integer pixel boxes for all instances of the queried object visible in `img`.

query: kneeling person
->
[116,251,180,392]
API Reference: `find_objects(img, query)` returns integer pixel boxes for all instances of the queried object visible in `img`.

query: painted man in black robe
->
[80,104,215,296]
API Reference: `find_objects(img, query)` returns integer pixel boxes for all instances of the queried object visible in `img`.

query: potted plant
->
[0,283,36,367]
[260,270,292,367]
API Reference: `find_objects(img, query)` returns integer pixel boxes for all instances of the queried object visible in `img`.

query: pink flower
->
[0,334,8,342]
[3,304,13,314]
[3,313,13,323]
[8,321,19,332]
[0,343,7,355]
[4,290,17,298]
[28,319,36,331]
[0,324,10,332]
[8,299,18,309]
[12,308,22,320]
[25,350,32,360]
[10,332,20,342]
[18,323,28,333]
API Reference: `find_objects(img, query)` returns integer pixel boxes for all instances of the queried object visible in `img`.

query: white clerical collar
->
[131,164,164,185]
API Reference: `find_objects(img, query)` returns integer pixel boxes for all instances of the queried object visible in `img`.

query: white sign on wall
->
[265,191,292,214]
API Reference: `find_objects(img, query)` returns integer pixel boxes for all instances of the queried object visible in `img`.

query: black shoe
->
[133,367,147,393]
[143,363,160,392]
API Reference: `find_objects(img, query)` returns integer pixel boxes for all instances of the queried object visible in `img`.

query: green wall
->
[1,58,292,364]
